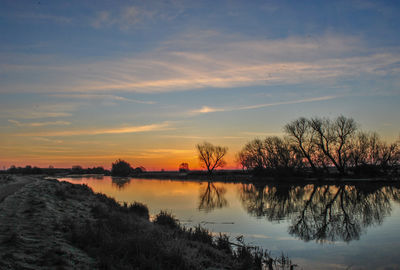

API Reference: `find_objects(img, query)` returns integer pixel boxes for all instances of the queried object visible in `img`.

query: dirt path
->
[0,176,37,203]
[0,176,95,269]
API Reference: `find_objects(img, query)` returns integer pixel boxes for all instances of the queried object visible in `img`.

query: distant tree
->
[133,166,146,173]
[179,162,189,172]
[31,166,43,174]
[111,159,132,176]
[71,165,83,174]
[7,165,17,174]
[22,165,32,175]
[196,142,228,175]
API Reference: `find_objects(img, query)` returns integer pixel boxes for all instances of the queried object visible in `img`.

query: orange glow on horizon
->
[0,153,240,171]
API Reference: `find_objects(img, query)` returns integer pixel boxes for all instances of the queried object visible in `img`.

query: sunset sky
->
[1,0,400,170]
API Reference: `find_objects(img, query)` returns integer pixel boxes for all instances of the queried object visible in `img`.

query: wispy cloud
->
[0,101,81,120]
[190,95,339,115]
[32,137,64,144]
[2,33,400,95]
[241,131,284,137]
[91,6,155,29]
[145,149,192,154]
[0,31,400,96]
[160,135,246,140]
[90,2,183,30]
[191,106,226,114]
[8,119,71,127]
[16,13,72,24]
[49,93,155,104]
[18,122,172,137]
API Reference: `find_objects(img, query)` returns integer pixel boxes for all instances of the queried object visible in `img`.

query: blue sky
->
[0,0,399,169]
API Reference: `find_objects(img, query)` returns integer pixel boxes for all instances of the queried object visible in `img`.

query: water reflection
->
[239,183,400,243]
[111,177,131,189]
[198,182,228,212]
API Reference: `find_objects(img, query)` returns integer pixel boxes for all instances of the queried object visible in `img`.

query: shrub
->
[111,159,132,177]
[215,233,232,253]
[153,211,180,229]
[187,225,213,245]
[123,201,149,219]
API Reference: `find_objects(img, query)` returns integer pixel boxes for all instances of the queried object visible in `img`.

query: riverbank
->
[0,175,281,270]
[125,171,400,184]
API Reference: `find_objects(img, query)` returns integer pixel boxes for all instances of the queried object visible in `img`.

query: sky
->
[0,0,399,170]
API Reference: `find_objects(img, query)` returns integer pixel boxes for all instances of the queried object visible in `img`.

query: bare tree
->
[333,115,357,173]
[236,139,267,170]
[310,116,357,175]
[179,162,189,172]
[284,117,318,173]
[196,142,228,174]
[263,136,301,170]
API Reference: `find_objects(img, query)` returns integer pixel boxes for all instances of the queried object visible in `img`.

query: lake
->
[58,176,400,270]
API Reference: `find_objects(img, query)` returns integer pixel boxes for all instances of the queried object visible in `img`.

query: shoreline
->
[0,175,285,270]
[75,172,400,185]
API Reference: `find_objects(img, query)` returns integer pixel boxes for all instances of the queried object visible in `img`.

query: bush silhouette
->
[111,159,132,176]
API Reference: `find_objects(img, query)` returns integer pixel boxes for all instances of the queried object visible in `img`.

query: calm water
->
[58,176,400,270]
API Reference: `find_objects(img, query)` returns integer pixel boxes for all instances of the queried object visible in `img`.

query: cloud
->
[8,119,71,127]
[241,131,284,137]
[90,1,185,30]
[145,149,192,154]
[0,101,83,120]
[190,95,339,115]
[16,13,72,24]
[2,32,400,94]
[91,6,153,29]
[160,135,246,140]
[17,122,172,137]
[49,93,155,104]
[191,106,226,114]
[32,137,64,144]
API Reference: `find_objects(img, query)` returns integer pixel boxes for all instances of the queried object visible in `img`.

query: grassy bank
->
[0,175,294,270]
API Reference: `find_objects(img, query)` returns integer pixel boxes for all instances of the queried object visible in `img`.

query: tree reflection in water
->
[198,182,228,212]
[111,177,131,189]
[239,183,400,243]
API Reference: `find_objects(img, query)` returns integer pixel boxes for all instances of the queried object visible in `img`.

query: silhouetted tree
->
[310,116,357,175]
[237,137,302,175]
[237,139,266,171]
[196,142,228,175]
[284,117,318,173]
[239,116,398,177]
[133,166,146,174]
[263,136,302,172]
[179,162,189,172]
[111,159,133,176]
[7,165,17,174]
[71,165,83,174]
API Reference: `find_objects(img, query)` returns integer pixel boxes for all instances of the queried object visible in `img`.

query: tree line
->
[236,116,399,177]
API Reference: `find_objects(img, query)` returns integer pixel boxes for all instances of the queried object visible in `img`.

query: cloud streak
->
[17,122,172,137]
[49,93,155,104]
[190,95,339,115]
[8,119,71,127]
